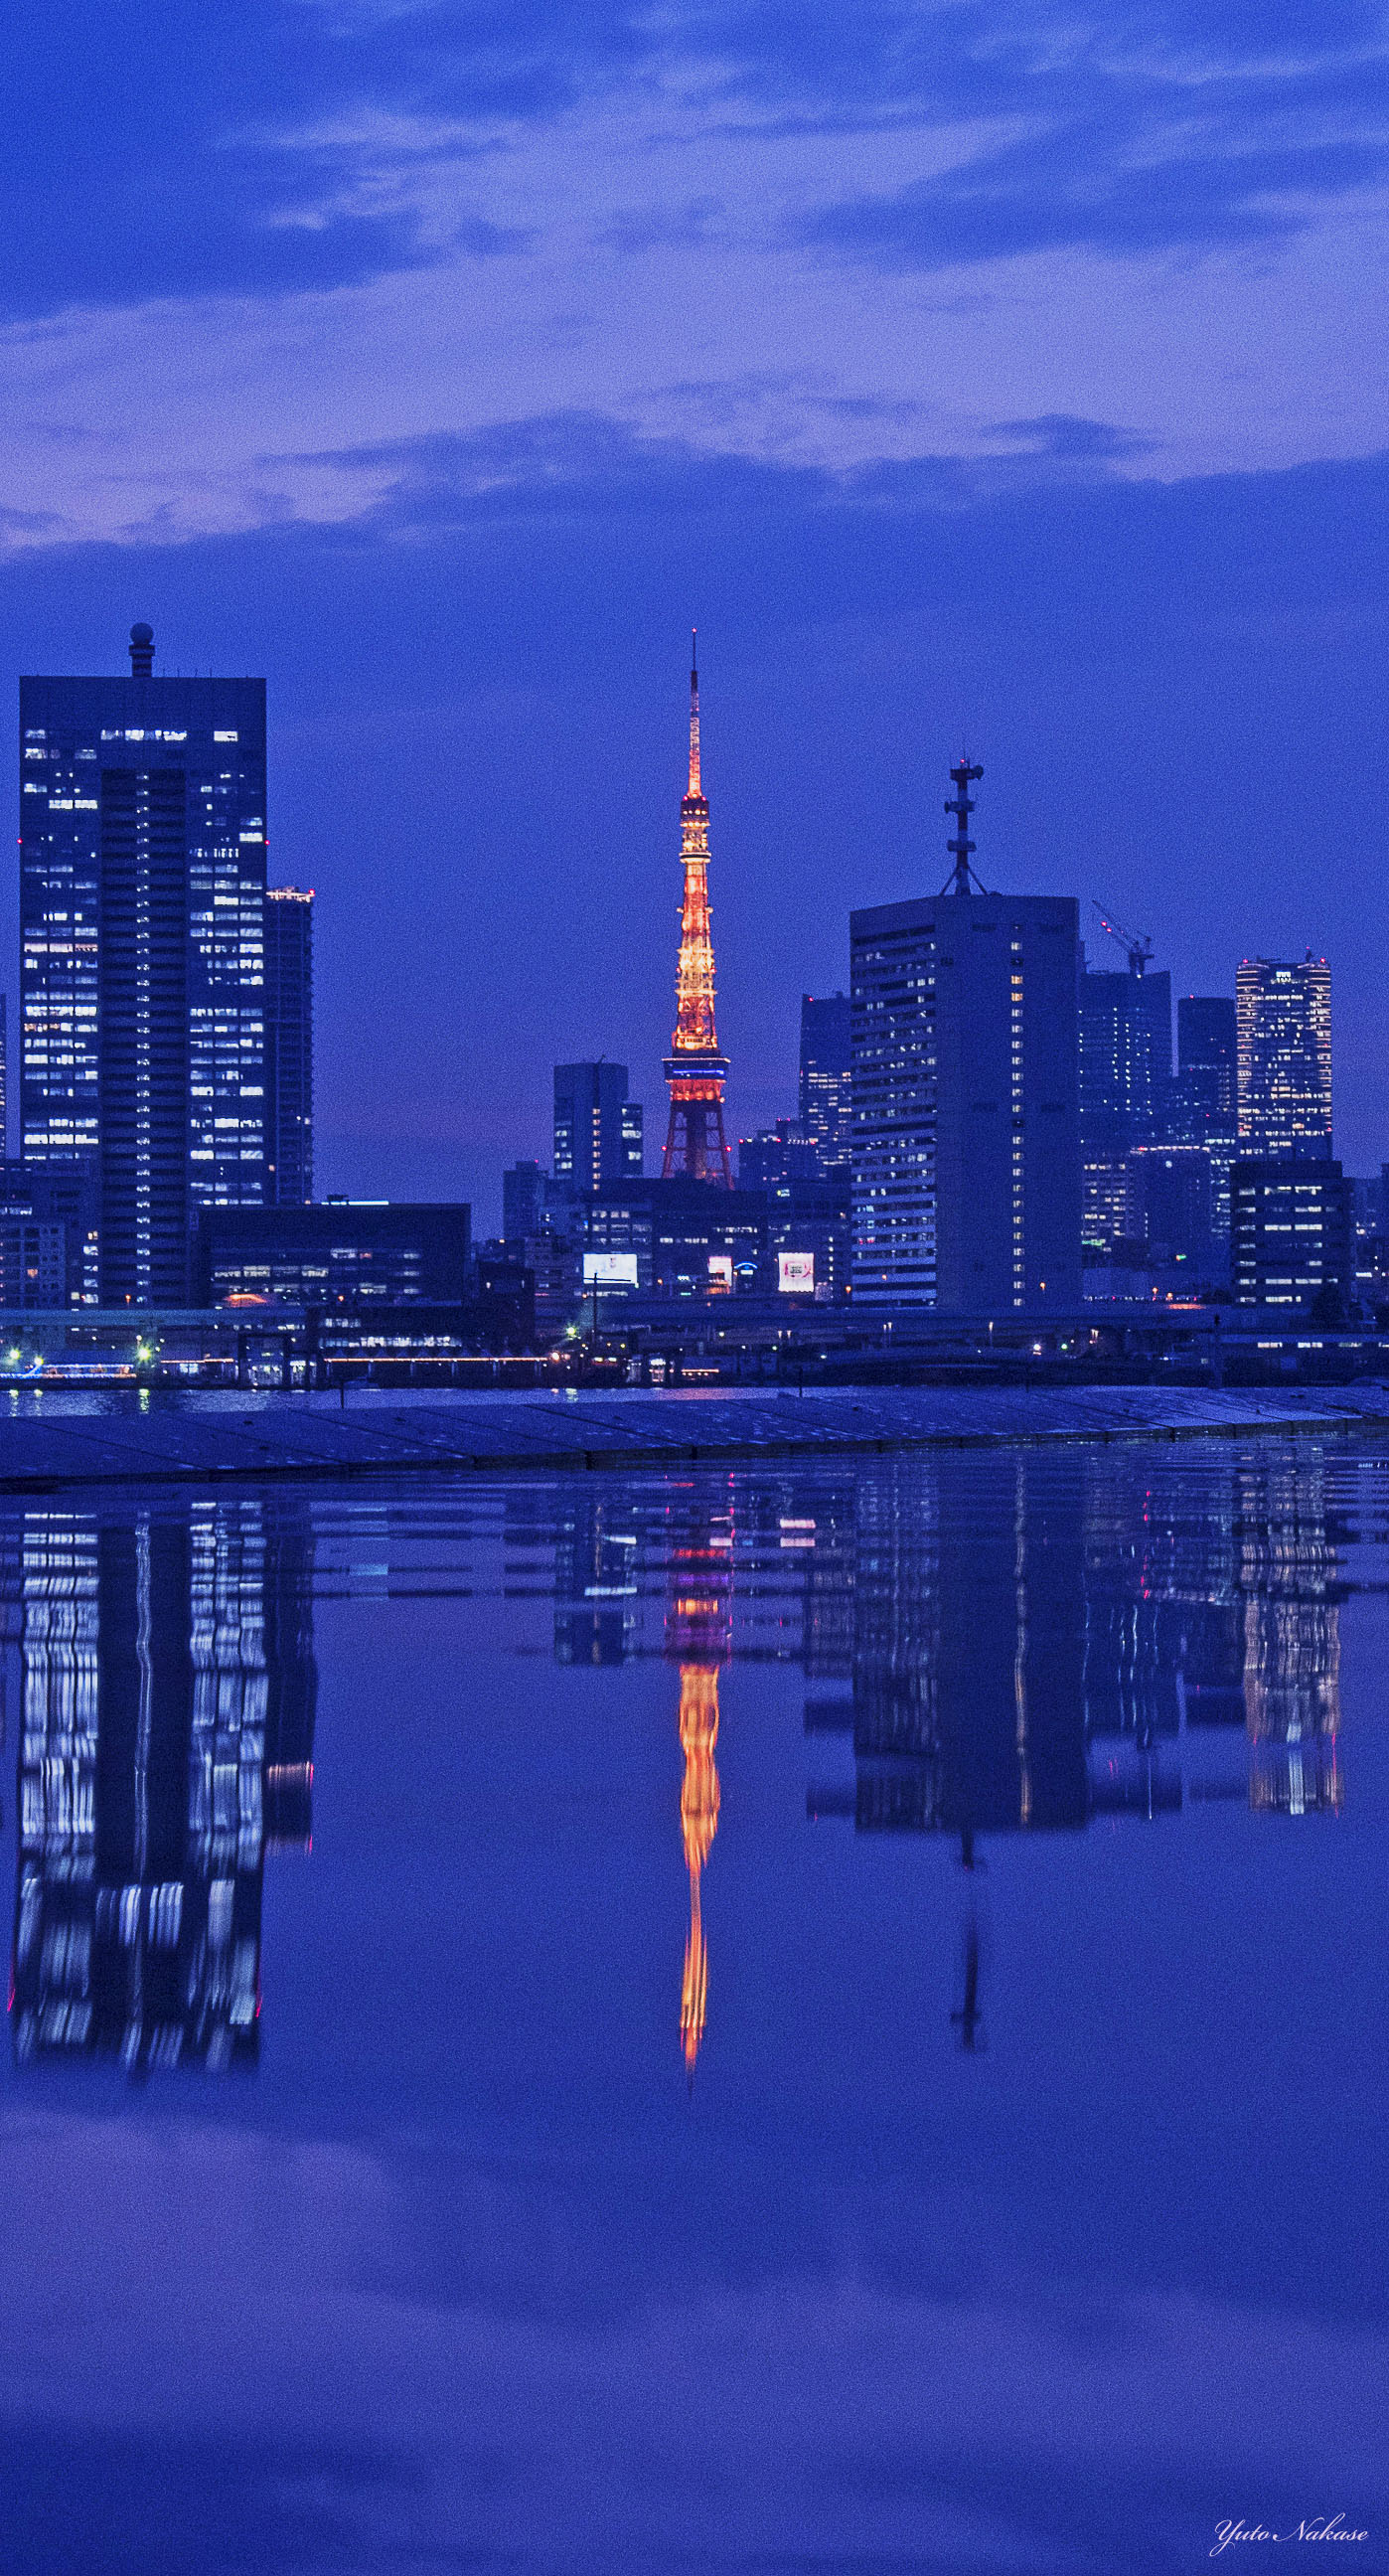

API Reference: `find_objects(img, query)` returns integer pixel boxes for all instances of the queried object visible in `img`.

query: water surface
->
[3,1440,1387,2573]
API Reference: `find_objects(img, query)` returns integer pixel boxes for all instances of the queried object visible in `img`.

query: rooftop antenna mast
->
[1092,899,1154,977]
[941,756,988,894]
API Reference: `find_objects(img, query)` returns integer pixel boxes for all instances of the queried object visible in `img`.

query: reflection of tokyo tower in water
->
[679,1664,720,2069]
[662,638,733,1185]
[668,1513,732,2070]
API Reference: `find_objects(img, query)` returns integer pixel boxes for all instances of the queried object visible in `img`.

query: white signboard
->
[778,1250,816,1294]
[582,1251,639,1288]
[707,1254,734,1290]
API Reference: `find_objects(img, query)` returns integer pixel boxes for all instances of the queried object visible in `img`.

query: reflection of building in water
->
[1081,1450,1343,1818]
[13,1502,316,2073]
[808,1446,1346,1836]
[1238,1456,1342,1816]
[666,1501,732,2070]
[1082,1451,1244,1817]
[553,1494,642,1667]
[679,1664,719,2070]
[810,1458,1088,1841]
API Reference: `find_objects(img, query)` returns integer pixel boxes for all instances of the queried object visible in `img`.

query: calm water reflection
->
[3,1443,1388,2571]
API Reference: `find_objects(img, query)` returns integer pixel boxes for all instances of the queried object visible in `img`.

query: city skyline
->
[5,507,1381,1230]
[9,620,1375,1241]
[3,2,1385,1230]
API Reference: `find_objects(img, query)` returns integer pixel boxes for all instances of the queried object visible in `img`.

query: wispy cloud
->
[3,0,1388,320]
[799,120,1389,269]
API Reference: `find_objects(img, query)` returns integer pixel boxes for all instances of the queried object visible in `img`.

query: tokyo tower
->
[662,637,733,1185]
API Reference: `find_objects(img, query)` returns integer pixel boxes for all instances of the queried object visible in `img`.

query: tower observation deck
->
[662,639,733,1185]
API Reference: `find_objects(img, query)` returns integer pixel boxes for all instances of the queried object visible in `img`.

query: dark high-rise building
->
[850,762,1082,1311]
[1079,964,1171,1250]
[553,1062,643,1193]
[1164,992,1239,1248]
[21,625,267,1305]
[799,992,852,1172]
[0,992,7,1156]
[264,886,313,1207]
[1237,956,1332,1159]
[1176,996,1237,1128]
[503,1159,548,1240]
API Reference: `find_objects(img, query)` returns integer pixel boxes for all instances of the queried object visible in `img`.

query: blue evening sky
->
[2,1,1387,1210]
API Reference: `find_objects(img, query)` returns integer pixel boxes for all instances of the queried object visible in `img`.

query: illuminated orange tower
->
[662,637,733,1185]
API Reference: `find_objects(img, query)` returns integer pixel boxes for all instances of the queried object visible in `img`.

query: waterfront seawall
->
[1,1381,1388,1492]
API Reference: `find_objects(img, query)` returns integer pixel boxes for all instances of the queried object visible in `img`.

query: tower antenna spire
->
[942,755,988,895]
[663,640,733,1186]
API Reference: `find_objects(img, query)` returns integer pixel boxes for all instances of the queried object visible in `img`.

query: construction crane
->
[1092,898,1154,977]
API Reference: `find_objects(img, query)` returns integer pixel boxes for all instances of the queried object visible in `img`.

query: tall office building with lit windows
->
[850,765,1082,1311]
[264,886,314,1206]
[20,625,267,1303]
[799,993,852,1172]
[1078,963,1170,1248]
[1236,956,1332,1160]
[553,1061,643,1193]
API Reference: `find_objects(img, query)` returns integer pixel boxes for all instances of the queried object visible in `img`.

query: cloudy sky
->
[4,0,1388,1205]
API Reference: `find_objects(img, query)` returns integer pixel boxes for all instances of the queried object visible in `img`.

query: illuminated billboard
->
[778,1250,816,1294]
[707,1254,733,1291]
[582,1251,639,1288]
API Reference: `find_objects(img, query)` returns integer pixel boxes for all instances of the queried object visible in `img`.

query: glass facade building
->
[264,886,314,1207]
[1236,957,1332,1159]
[20,627,268,1304]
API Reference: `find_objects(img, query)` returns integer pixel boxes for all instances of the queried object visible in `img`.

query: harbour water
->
[3,1439,1387,2572]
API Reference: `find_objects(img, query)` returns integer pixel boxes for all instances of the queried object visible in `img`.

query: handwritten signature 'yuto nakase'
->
[1212,2518,1368,2555]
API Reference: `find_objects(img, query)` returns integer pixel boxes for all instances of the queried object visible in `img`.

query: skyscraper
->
[1169,993,1239,1249]
[263,886,314,1207]
[1176,996,1237,1130]
[21,624,267,1304]
[662,642,732,1186]
[1078,962,1171,1249]
[552,1062,643,1191]
[1236,956,1332,1158]
[798,993,852,1172]
[503,1158,548,1240]
[850,760,1082,1311]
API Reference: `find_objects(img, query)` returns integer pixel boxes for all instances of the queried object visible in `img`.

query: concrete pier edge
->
[0,1383,1387,1494]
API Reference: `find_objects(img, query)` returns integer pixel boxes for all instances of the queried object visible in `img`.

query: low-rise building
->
[1230,1159,1352,1313]
[196,1199,471,1308]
